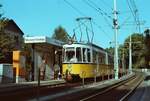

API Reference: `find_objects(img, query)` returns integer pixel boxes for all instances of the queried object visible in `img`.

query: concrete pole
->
[113,0,119,80]
[129,35,132,74]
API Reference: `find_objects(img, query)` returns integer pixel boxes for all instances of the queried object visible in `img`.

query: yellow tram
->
[62,42,114,81]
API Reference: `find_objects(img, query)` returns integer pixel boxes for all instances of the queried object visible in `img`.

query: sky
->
[1,0,150,48]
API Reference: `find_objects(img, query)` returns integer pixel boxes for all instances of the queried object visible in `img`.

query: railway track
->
[0,73,142,101]
[0,78,102,101]
[0,79,102,101]
[48,73,143,101]
[80,73,143,101]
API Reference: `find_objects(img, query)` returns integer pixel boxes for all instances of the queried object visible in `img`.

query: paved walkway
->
[19,79,65,85]
[0,79,65,93]
[29,74,134,101]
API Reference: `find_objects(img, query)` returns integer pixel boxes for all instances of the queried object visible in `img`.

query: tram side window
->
[99,53,105,64]
[108,55,113,65]
[97,52,100,64]
[93,51,97,63]
[102,55,105,64]
[87,49,91,62]
[100,56,103,64]
[76,47,82,62]
[62,49,65,62]
[83,48,87,62]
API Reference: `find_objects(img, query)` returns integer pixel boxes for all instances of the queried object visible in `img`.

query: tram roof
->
[63,42,105,51]
[24,36,64,47]
[64,42,114,57]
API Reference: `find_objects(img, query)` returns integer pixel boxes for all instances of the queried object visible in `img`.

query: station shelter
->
[13,36,63,83]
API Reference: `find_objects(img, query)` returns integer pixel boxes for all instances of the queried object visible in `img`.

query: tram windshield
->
[63,46,91,63]
[64,47,77,63]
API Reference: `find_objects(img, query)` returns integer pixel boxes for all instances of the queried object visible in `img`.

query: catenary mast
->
[113,0,119,80]
[129,32,132,74]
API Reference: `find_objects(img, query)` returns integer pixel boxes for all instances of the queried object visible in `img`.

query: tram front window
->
[64,48,77,63]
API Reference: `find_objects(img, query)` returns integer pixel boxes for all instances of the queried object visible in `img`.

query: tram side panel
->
[62,63,113,81]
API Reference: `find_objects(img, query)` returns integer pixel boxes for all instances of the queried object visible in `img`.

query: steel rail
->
[119,75,144,101]
[80,74,138,101]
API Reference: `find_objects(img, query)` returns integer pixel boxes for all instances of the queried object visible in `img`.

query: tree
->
[106,33,145,69]
[144,29,150,68]
[0,5,16,63]
[51,26,71,43]
[105,46,114,55]
[0,18,16,63]
[123,33,145,69]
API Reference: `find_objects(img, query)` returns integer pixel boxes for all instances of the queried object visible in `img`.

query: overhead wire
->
[63,0,86,41]
[101,0,113,11]
[63,0,112,40]
[82,0,112,28]
[130,0,139,31]
[83,0,113,39]
[88,0,113,20]
[120,16,131,28]
[126,0,139,32]
[63,0,85,16]
[126,0,136,22]
[130,0,141,33]
[92,20,112,39]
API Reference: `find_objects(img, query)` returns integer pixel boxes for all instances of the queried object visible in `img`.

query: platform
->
[0,79,65,93]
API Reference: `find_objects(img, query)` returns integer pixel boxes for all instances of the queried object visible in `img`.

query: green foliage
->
[118,44,125,59]
[124,33,145,68]
[0,18,16,63]
[144,29,150,68]
[0,33,15,50]
[106,33,145,69]
[51,26,71,43]
[0,18,9,30]
[105,47,114,55]
[144,29,150,50]
[0,32,15,61]
[124,33,144,51]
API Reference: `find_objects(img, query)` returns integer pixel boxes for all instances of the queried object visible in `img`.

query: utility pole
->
[129,34,132,74]
[113,0,119,80]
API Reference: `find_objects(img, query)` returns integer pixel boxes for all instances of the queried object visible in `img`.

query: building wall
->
[13,51,26,83]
